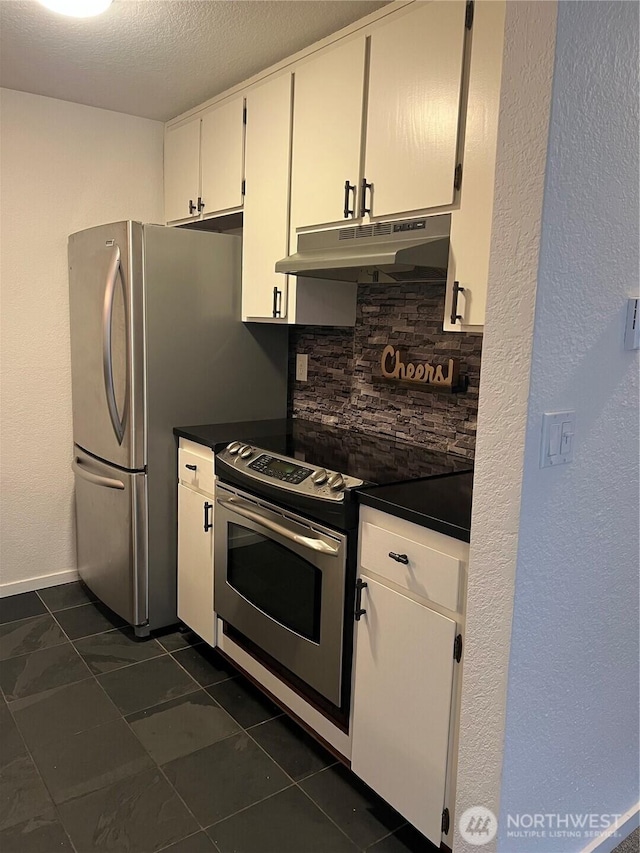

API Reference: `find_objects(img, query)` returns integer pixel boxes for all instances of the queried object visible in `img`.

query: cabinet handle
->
[185,463,197,471]
[354,579,368,621]
[388,552,409,564]
[197,197,205,212]
[451,281,465,325]
[360,178,372,217]
[188,199,197,215]
[343,180,355,218]
[272,286,282,318]
[203,501,213,532]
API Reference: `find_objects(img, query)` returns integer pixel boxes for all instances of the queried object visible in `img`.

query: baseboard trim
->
[0,569,79,598]
[580,801,640,853]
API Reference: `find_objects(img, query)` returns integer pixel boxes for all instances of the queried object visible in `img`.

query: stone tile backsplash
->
[288,283,482,459]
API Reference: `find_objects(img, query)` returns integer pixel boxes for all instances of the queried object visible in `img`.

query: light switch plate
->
[540,411,576,468]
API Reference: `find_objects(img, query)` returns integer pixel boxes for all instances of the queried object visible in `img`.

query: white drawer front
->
[360,521,461,612]
[178,447,214,495]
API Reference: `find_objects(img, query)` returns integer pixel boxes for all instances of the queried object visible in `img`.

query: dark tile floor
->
[0,583,438,853]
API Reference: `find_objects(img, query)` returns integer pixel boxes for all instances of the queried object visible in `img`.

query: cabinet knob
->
[185,463,197,471]
[188,199,197,214]
[197,197,205,212]
[388,552,409,564]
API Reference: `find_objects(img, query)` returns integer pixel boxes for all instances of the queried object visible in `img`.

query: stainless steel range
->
[214,421,471,728]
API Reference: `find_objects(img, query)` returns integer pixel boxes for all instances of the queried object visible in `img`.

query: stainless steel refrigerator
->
[68,221,287,635]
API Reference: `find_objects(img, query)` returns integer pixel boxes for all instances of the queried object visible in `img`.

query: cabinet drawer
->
[178,447,214,494]
[360,522,461,612]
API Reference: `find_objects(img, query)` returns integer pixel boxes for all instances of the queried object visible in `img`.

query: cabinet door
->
[200,96,245,216]
[177,483,215,646]
[290,37,366,234]
[242,74,292,321]
[164,118,200,223]
[351,577,457,845]
[444,0,506,330]
[365,1,467,218]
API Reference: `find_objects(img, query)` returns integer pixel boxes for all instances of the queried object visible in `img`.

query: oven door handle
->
[216,497,340,556]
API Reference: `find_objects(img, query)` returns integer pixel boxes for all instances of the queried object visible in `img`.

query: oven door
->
[214,484,347,706]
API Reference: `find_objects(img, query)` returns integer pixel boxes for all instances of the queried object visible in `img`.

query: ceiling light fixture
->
[38,0,113,18]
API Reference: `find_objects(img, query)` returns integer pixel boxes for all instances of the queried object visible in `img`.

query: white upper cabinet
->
[200,96,245,216]
[289,37,366,234]
[164,97,245,223]
[364,1,467,218]
[242,74,292,321]
[164,0,504,328]
[444,0,505,331]
[164,117,201,223]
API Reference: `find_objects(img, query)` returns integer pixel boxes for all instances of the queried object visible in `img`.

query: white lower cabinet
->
[351,507,467,846]
[351,579,457,844]
[177,441,216,646]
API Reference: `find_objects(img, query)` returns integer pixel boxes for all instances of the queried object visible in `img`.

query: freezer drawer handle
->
[216,496,339,556]
[72,457,125,490]
[102,244,126,446]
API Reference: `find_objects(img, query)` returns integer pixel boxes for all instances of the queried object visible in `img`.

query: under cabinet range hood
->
[275,214,451,284]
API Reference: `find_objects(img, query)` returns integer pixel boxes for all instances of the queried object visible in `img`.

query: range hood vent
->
[275,214,451,284]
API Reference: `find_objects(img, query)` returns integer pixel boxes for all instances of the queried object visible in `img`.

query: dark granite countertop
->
[174,419,473,541]
[356,472,473,542]
[174,419,291,451]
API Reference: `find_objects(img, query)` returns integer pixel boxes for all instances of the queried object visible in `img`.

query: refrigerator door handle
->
[102,245,126,445]
[72,456,125,490]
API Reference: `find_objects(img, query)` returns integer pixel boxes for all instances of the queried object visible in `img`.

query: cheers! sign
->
[380,345,459,388]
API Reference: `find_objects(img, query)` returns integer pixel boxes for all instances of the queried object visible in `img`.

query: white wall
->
[0,89,163,594]
[454,3,558,849]
[498,2,639,850]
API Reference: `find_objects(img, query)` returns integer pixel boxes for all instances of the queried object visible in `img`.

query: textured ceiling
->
[0,0,389,121]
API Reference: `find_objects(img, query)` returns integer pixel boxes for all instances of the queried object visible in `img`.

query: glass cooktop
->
[236,419,472,487]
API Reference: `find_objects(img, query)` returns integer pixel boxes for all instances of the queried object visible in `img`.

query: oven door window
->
[227,522,322,643]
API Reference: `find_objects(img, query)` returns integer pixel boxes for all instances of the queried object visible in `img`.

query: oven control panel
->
[218,443,364,501]
[248,454,313,484]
